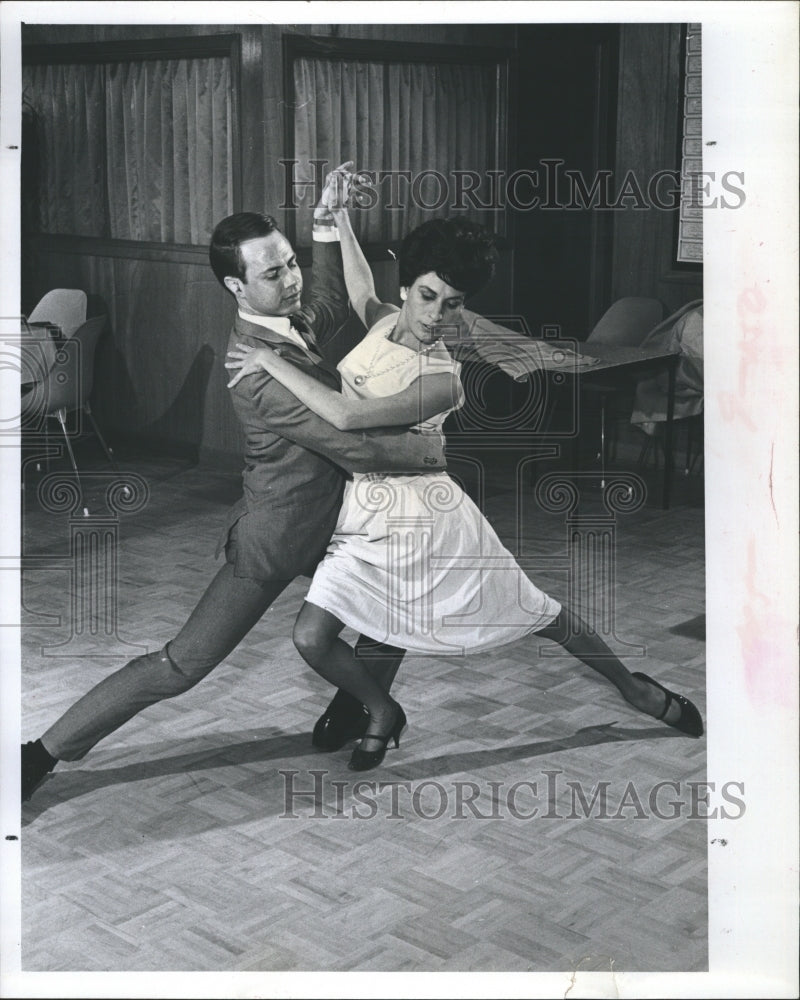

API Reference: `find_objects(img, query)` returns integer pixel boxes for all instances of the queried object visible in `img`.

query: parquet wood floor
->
[19,442,707,972]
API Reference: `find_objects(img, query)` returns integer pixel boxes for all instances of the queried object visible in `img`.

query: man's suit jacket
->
[221,238,445,581]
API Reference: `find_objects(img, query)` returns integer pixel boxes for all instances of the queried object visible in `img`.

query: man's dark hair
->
[209,212,281,288]
[398,217,498,298]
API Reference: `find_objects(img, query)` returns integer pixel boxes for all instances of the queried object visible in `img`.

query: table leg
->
[570,399,580,479]
[662,357,677,509]
[530,371,558,485]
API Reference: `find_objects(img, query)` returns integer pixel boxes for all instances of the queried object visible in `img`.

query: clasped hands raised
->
[313,161,372,220]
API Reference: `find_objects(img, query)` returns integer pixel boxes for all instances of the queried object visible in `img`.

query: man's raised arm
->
[303,162,353,358]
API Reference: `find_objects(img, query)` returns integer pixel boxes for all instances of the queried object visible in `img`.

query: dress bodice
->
[337,313,464,433]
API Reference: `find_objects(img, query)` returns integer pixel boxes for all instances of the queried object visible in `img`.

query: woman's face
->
[396,271,466,348]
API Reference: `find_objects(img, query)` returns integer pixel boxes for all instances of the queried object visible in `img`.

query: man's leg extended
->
[37,563,291,762]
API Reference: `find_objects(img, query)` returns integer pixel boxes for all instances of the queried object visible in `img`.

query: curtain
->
[293,56,499,245]
[23,62,108,236]
[22,56,233,244]
[105,57,232,243]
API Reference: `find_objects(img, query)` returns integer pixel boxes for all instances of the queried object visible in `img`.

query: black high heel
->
[632,672,704,738]
[348,705,407,771]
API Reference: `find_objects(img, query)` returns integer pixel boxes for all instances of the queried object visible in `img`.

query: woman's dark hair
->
[398,217,498,297]
[209,212,280,288]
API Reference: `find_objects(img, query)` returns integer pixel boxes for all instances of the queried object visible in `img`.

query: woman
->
[226,176,703,770]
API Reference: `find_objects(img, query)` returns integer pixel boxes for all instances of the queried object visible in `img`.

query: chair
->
[27,289,87,339]
[21,314,117,513]
[638,411,704,476]
[631,301,704,476]
[585,297,665,348]
[583,297,665,482]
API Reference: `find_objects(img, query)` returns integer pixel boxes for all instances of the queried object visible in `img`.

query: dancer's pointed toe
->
[632,672,703,738]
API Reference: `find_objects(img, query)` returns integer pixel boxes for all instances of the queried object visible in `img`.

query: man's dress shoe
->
[312,699,369,751]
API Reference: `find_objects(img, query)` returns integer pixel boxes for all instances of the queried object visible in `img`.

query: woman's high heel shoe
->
[632,672,704,737]
[348,705,407,771]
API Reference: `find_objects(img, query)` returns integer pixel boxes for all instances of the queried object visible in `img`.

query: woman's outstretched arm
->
[226,344,458,431]
[327,176,397,331]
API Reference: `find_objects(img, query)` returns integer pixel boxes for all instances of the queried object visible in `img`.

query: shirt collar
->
[237,311,308,349]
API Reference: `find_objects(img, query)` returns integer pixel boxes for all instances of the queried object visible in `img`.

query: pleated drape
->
[293,56,498,245]
[23,56,232,244]
[23,63,108,236]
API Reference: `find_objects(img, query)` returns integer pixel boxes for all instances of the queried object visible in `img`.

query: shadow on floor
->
[23,719,684,830]
[669,614,706,641]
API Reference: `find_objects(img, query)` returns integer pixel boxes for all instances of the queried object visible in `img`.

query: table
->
[448,329,679,509]
[562,342,680,510]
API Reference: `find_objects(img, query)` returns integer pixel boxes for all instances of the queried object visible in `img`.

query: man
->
[21,167,442,802]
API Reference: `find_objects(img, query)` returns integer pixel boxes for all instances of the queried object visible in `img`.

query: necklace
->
[352,328,441,387]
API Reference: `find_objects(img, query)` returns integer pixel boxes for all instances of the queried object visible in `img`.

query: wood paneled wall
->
[30,247,240,456]
[612,23,703,313]
[512,23,619,340]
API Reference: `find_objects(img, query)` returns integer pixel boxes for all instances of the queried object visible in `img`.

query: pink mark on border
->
[719,284,769,430]
[738,535,796,705]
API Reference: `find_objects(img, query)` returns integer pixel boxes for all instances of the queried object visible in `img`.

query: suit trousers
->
[41,561,292,760]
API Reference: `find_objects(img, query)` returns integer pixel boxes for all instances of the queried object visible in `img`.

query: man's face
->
[226,230,304,316]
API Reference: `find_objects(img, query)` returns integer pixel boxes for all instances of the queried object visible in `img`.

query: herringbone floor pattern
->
[20,441,707,972]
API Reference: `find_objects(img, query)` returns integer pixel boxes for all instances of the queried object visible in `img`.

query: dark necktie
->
[289,314,341,386]
[290,315,322,359]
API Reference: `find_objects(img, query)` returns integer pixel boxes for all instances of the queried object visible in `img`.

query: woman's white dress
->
[306,313,561,654]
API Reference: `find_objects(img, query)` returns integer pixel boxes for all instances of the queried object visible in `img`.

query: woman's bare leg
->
[293,601,401,749]
[354,635,405,693]
[536,605,684,724]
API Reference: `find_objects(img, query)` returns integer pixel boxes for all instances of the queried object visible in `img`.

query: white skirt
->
[306,472,561,655]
